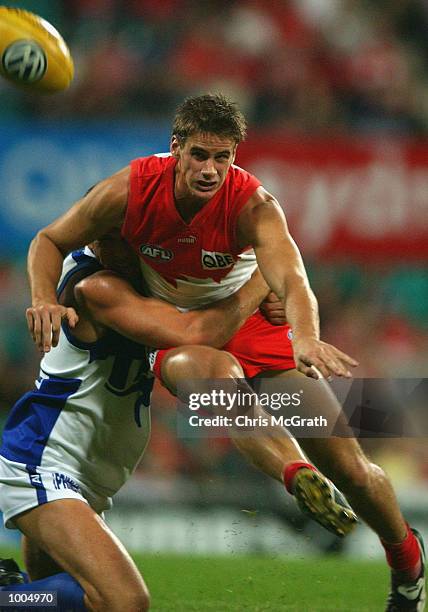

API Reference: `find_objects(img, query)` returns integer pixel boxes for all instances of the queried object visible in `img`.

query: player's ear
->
[231,143,238,164]
[170,135,181,158]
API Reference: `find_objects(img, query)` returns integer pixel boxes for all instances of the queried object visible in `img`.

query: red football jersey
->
[123,154,296,377]
[122,154,262,308]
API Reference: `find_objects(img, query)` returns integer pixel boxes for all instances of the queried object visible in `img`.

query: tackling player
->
[0,246,356,611]
[25,94,426,610]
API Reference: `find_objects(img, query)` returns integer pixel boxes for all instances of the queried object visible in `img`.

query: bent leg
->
[14,500,150,612]
[160,345,243,388]
[300,435,407,541]
[260,368,407,542]
[161,347,358,536]
[161,346,313,481]
[4,570,85,611]
[22,535,63,580]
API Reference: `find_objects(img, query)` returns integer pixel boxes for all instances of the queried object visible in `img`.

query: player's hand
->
[26,304,79,354]
[259,292,286,325]
[292,337,358,379]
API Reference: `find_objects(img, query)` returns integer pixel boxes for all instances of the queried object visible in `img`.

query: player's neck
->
[172,165,219,223]
[174,178,210,223]
[174,195,206,224]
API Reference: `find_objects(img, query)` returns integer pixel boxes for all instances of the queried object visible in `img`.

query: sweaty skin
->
[72,266,271,349]
[27,132,358,378]
[13,266,327,612]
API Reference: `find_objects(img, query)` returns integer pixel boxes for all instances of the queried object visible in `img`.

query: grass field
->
[0,546,389,611]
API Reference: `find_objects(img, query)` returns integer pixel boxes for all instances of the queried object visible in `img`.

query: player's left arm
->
[237,187,358,379]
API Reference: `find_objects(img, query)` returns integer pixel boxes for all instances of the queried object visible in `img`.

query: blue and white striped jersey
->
[1,247,153,498]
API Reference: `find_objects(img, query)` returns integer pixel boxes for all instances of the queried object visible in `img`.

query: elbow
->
[73,280,85,308]
[73,278,93,310]
[28,230,45,252]
[30,229,68,257]
[195,331,226,349]
[197,332,223,348]
[185,322,224,348]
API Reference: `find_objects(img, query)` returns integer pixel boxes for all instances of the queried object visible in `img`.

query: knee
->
[91,584,150,612]
[207,350,243,378]
[125,586,150,612]
[121,588,150,612]
[86,571,150,612]
[163,346,243,385]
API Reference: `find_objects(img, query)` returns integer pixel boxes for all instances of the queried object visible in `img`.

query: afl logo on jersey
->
[140,244,174,261]
[202,249,235,270]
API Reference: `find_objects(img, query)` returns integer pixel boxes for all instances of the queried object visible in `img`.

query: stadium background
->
[0,0,427,609]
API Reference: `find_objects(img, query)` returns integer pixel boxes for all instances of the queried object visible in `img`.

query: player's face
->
[171,132,237,202]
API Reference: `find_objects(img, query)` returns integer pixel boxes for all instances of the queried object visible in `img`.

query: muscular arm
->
[26,166,129,352]
[238,188,319,337]
[237,187,358,378]
[74,268,269,349]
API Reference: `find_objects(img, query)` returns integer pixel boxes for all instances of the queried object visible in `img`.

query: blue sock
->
[2,572,86,611]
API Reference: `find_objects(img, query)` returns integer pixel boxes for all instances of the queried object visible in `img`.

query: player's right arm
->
[237,187,358,379]
[74,269,269,349]
[26,166,130,353]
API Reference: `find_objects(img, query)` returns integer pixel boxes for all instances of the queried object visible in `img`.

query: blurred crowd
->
[2,0,428,135]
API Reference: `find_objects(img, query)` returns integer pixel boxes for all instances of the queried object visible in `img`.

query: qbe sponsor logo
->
[201,249,235,270]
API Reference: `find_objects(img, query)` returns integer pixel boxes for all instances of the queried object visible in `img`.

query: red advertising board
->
[237,135,428,261]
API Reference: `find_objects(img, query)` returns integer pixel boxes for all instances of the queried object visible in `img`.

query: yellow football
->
[0,6,73,93]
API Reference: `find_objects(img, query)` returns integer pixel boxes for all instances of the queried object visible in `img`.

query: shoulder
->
[82,165,131,226]
[240,186,282,218]
[94,165,130,197]
[57,267,113,342]
[236,187,286,246]
[223,165,262,228]
[58,254,103,310]
[74,270,126,308]
[102,165,130,204]
[131,153,173,178]
[229,163,261,191]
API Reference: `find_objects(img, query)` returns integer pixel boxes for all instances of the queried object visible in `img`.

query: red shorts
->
[151,309,296,381]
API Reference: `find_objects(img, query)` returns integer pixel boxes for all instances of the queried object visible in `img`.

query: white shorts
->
[0,455,112,529]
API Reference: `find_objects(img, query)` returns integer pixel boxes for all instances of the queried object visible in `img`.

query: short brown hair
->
[172,94,247,145]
